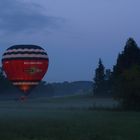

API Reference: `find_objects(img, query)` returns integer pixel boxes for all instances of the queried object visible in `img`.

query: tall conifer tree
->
[113,38,140,76]
[113,38,140,109]
[93,58,105,95]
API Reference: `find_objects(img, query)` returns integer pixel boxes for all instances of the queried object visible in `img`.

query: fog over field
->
[0,95,119,110]
[0,96,138,140]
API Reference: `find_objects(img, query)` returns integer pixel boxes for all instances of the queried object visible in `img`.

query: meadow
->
[0,96,139,140]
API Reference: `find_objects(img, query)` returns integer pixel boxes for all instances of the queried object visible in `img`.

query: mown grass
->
[0,108,140,140]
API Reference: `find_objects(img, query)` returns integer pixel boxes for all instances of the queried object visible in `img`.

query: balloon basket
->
[20,96,28,102]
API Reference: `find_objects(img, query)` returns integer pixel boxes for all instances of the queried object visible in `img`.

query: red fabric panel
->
[2,59,49,82]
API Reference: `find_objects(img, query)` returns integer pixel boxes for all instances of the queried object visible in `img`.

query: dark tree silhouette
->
[93,58,105,95]
[0,67,11,93]
[113,38,140,110]
[113,38,140,76]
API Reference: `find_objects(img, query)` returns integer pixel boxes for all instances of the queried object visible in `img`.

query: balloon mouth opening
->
[19,85,31,93]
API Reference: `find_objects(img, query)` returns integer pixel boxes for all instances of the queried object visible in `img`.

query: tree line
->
[0,68,92,98]
[93,38,140,110]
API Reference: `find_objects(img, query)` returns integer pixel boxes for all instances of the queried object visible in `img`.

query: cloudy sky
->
[0,0,140,82]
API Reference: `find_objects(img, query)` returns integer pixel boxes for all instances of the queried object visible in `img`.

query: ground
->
[0,95,139,140]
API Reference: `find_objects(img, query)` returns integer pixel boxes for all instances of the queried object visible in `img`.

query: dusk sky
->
[0,0,140,82]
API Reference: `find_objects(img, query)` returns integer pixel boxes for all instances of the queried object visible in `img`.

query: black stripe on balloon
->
[3,51,48,56]
[2,57,49,61]
[7,45,44,50]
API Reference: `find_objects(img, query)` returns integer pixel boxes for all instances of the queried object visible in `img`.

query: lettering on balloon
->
[24,67,42,75]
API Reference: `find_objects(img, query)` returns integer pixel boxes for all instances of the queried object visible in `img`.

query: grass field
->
[0,96,139,140]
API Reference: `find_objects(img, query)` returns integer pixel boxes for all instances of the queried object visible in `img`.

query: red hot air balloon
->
[2,45,49,95]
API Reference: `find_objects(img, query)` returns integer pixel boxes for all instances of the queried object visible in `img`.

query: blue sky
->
[1,0,140,82]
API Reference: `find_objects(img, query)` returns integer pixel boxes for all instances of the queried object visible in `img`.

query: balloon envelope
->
[2,45,49,94]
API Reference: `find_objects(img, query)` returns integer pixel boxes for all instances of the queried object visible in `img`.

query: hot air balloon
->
[2,45,49,95]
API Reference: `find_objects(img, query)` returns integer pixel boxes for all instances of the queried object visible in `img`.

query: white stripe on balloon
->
[3,54,48,59]
[13,82,39,85]
[5,49,46,53]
